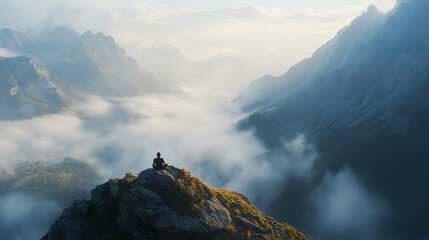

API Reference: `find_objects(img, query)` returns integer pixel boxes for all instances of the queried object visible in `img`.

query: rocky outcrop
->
[43,166,309,240]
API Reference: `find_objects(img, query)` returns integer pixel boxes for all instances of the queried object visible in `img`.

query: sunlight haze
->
[0,0,396,80]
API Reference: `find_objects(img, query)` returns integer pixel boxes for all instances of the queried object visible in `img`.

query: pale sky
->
[0,0,397,80]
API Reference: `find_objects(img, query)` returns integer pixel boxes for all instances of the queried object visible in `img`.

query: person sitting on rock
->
[153,152,168,171]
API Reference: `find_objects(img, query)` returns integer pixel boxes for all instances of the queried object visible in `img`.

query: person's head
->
[157,152,161,157]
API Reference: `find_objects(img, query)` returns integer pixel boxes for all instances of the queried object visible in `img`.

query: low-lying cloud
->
[230,134,318,204]
[0,88,307,192]
[309,166,389,240]
[5,67,408,240]
[0,88,393,239]
[1,87,320,195]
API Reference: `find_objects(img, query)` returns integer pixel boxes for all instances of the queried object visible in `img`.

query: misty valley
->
[1,0,429,239]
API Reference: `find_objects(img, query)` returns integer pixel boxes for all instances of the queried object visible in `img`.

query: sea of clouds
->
[0,86,389,239]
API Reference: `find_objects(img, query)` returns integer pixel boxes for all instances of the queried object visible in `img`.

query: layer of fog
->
[0,88,313,196]
[0,87,389,239]
[0,87,315,238]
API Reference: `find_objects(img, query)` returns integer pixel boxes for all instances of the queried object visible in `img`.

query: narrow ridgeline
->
[42,166,309,240]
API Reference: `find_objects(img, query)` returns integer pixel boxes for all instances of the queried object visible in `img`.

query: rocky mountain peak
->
[366,4,382,16]
[42,166,309,240]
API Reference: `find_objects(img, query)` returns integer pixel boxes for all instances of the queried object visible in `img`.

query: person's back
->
[153,152,167,171]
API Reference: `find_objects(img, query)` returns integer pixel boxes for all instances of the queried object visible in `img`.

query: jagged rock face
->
[115,169,231,237]
[43,166,309,240]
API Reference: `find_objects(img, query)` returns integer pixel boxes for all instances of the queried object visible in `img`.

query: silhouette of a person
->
[153,152,168,171]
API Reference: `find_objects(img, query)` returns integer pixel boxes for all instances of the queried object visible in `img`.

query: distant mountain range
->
[239,0,429,239]
[0,19,178,119]
[126,43,261,87]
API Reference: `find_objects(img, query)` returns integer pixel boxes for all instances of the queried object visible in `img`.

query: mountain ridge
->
[0,20,179,119]
[0,20,178,98]
[236,4,387,113]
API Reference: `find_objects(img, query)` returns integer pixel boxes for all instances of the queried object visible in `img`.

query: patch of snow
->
[10,86,18,96]
[0,48,22,57]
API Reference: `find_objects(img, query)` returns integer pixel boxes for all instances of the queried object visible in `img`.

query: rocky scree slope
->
[42,166,309,240]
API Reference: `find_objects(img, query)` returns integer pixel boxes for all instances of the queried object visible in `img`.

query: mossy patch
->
[213,189,309,240]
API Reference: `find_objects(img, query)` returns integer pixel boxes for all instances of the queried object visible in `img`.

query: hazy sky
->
[0,0,396,78]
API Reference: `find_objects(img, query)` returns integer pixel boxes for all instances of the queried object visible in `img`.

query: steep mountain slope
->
[239,0,429,239]
[79,31,167,95]
[43,166,309,240]
[0,55,78,119]
[237,4,386,112]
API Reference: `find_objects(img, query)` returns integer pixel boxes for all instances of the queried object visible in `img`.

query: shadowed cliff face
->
[238,1,429,239]
[42,166,309,240]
